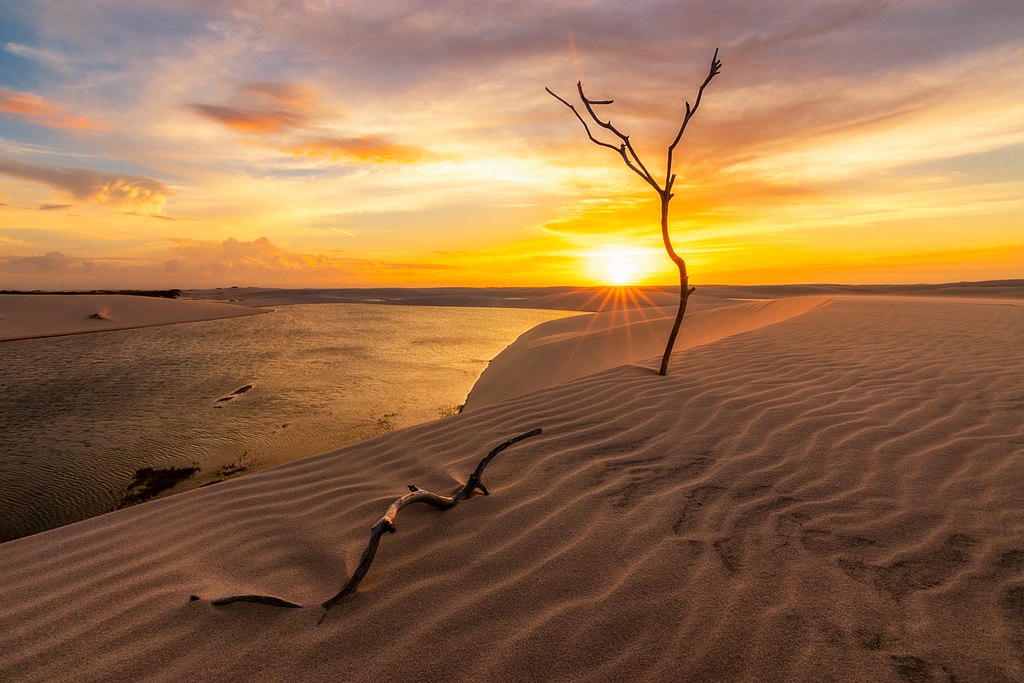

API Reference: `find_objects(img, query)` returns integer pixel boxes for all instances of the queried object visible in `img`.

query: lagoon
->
[0,303,572,541]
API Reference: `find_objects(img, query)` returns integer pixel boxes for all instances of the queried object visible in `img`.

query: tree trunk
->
[658,194,691,376]
[658,265,690,376]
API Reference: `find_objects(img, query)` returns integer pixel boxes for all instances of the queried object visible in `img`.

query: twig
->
[546,86,661,193]
[665,48,722,192]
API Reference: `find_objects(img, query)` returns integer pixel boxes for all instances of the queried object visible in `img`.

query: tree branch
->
[545,87,620,154]
[576,82,662,194]
[665,48,721,189]
[546,86,662,194]
[206,429,544,622]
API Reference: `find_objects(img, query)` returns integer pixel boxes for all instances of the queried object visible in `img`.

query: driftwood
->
[209,428,542,621]
[318,427,542,618]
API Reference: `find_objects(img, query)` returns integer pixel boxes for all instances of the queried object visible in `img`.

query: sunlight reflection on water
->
[0,303,572,541]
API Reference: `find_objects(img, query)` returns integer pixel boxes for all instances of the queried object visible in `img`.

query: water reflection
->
[0,303,572,541]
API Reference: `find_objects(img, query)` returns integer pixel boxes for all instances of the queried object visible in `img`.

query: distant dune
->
[0,294,266,341]
[2,285,1022,681]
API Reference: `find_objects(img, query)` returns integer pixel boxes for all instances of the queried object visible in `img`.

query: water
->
[0,303,572,541]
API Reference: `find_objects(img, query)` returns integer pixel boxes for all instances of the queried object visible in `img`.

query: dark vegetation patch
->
[116,465,199,508]
[200,453,251,487]
[375,412,398,432]
[438,404,464,418]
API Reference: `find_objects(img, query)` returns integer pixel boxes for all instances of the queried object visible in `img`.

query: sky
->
[0,0,1021,289]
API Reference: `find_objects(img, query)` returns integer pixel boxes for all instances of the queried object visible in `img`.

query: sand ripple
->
[1,296,1022,681]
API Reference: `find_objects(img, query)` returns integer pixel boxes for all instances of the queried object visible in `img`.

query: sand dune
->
[465,296,828,408]
[0,294,266,341]
[1,295,1022,681]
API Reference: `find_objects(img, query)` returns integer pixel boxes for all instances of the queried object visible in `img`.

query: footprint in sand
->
[990,549,1024,654]
[672,484,725,535]
[889,655,960,683]
[1005,586,1024,653]
[802,530,978,600]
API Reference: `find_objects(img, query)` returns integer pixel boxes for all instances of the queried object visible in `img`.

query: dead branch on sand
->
[207,428,543,622]
[547,49,722,375]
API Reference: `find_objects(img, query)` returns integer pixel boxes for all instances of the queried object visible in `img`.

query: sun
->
[605,252,637,285]
[589,248,643,286]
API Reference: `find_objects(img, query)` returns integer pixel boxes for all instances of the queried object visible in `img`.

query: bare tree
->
[546,49,722,376]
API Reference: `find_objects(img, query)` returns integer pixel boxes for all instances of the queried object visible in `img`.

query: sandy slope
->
[0,294,266,341]
[465,296,829,408]
[1,295,1022,682]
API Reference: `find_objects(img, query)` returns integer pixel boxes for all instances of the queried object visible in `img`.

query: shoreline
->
[0,293,269,342]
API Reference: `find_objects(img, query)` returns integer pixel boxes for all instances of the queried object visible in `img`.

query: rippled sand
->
[1,293,1022,681]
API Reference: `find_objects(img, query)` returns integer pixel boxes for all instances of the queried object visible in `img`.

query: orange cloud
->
[0,237,462,289]
[168,236,331,273]
[0,88,104,130]
[242,82,319,108]
[539,194,657,238]
[284,136,434,164]
[697,242,1024,285]
[188,83,432,164]
[0,156,169,214]
[167,237,458,278]
[188,103,310,134]
[188,82,328,135]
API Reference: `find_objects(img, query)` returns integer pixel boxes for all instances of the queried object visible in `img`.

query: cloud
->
[0,156,170,214]
[189,81,435,164]
[122,211,174,220]
[539,195,655,238]
[168,236,458,276]
[732,0,891,54]
[3,42,69,72]
[0,234,29,247]
[187,103,311,134]
[242,82,317,108]
[0,88,105,130]
[0,236,462,288]
[37,203,73,211]
[188,81,327,134]
[0,251,86,274]
[170,236,337,274]
[284,136,434,164]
